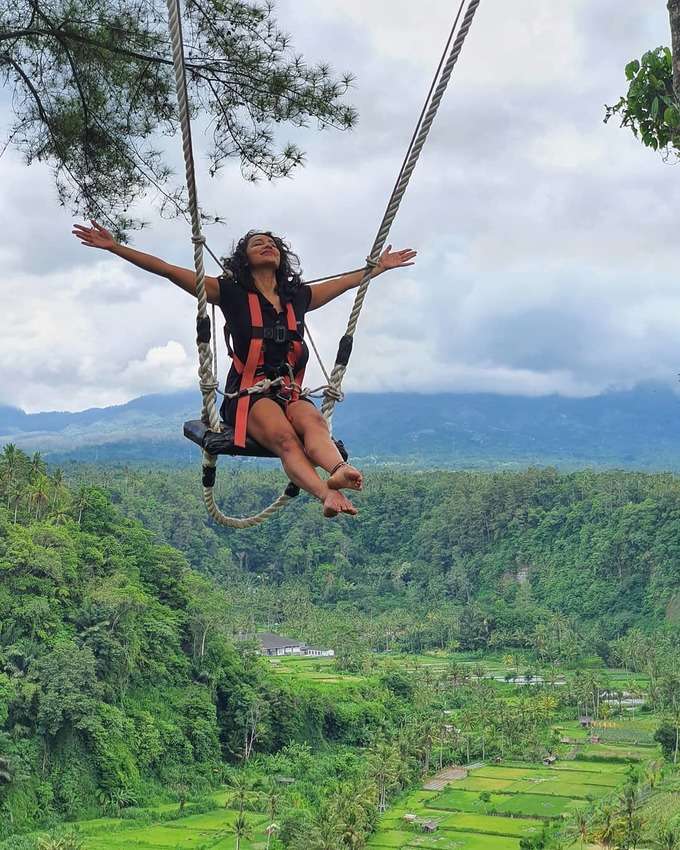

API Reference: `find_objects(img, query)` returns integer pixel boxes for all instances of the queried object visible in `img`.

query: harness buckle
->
[274,325,287,344]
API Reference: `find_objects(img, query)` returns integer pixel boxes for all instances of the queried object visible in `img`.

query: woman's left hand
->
[377,245,417,272]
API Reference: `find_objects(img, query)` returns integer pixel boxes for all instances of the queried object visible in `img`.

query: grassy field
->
[39,794,272,850]
[270,652,650,692]
[21,652,657,850]
[368,751,655,850]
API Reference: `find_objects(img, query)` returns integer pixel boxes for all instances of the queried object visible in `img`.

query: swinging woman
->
[72,222,416,518]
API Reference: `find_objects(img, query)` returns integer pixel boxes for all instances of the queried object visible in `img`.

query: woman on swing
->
[73,222,416,518]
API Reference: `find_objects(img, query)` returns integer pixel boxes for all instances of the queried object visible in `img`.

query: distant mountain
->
[1,384,679,469]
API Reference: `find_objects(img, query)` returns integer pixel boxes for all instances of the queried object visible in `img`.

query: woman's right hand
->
[72,220,117,251]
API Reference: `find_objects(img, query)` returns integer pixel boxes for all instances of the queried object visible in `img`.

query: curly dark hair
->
[223,230,303,301]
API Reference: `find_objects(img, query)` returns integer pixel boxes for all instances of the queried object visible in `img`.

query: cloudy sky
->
[1,0,678,413]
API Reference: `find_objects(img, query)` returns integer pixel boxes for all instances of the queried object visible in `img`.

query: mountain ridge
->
[1,383,679,469]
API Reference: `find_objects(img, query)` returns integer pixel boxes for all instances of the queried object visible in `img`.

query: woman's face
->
[246,233,281,271]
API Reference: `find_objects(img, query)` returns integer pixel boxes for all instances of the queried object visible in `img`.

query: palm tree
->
[7,483,22,524]
[73,486,90,525]
[306,814,344,850]
[571,808,591,850]
[369,742,400,812]
[225,773,252,814]
[0,444,25,507]
[231,813,251,850]
[594,802,618,849]
[37,833,84,850]
[260,778,282,823]
[28,451,46,482]
[29,474,50,519]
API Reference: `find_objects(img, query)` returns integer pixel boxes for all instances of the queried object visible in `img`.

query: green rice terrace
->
[35,747,673,850]
[368,757,661,850]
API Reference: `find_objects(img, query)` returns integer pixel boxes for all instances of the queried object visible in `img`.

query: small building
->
[589,735,601,744]
[579,716,593,728]
[421,820,438,833]
[402,814,417,824]
[302,645,335,658]
[543,755,557,766]
[239,632,334,658]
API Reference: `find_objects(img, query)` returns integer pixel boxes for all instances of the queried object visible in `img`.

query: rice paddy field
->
[28,654,659,850]
[269,651,650,692]
[367,754,659,850]
[60,793,272,850]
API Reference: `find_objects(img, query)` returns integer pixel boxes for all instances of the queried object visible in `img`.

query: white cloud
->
[0,0,677,411]
[120,341,195,393]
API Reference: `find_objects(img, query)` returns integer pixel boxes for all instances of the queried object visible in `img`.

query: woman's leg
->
[287,401,363,491]
[247,398,357,517]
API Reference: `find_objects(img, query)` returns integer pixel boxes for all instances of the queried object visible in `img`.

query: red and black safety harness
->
[229,292,306,448]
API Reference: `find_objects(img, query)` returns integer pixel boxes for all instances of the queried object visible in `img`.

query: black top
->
[218,276,312,400]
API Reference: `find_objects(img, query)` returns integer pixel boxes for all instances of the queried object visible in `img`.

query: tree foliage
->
[0,0,356,235]
[605,2,680,158]
[605,48,680,157]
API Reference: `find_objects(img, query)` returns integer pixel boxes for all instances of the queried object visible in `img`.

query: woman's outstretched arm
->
[72,220,221,304]
[307,245,417,311]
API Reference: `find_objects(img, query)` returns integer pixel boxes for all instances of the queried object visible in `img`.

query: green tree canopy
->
[605,1,680,158]
[0,0,356,235]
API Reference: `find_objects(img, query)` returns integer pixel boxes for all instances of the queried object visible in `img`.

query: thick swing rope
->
[166,0,295,527]
[166,0,481,525]
[321,0,481,427]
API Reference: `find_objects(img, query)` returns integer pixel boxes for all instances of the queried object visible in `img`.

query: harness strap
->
[234,293,265,447]
[285,302,305,403]
[231,296,306,446]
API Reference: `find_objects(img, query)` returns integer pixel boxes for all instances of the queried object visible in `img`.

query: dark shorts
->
[220,391,316,428]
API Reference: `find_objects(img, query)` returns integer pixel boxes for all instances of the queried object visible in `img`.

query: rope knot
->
[322,385,345,404]
[192,234,207,245]
[199,379,220,394]
[365,256,380,269]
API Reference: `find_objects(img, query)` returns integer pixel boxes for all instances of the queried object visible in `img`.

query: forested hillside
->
[2,447,680,847]
[0,451,423,838]
[84,462,680,656]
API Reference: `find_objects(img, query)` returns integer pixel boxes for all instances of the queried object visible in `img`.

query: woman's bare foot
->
[327,462,363,492]
[323,490,358,518]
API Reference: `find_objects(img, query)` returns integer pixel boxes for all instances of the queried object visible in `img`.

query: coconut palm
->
[28,474,50,519]
[28,451,46,482]
[225,773,253,814]
[0,444,25,508]
[260,778,282,822]
[571,808,591,850]
[305,813,344,850]
[593,802,618,849]
[231,813,251,850]
[73,486,91,525]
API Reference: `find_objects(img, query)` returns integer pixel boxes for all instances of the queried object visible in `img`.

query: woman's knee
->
[271,429,304,457]
[297,412,330,442]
